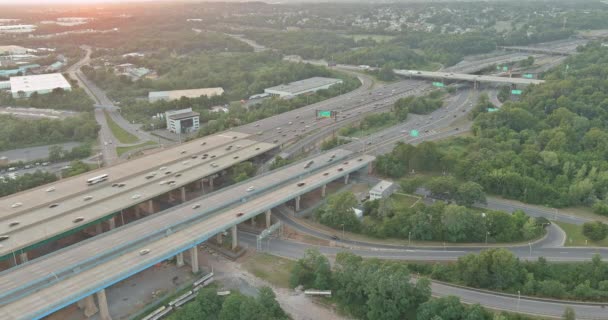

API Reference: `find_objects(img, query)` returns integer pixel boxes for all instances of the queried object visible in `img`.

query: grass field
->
[116,141,157,156]
[104,110,140,144]
[242,253,295,288]
[391,193,420,209]
[555,221,608,247]
[350,122,398,138]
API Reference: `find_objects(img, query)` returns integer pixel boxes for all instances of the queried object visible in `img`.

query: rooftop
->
[265,77,342,95]
[10,73,71,94]
[149,87,224,100]
[168,111,200,120]
[370,180,394,193]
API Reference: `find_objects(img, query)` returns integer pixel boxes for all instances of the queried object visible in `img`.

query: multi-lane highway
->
[0,152,374,320]
[0,132,275,258]
[395,69,545,86]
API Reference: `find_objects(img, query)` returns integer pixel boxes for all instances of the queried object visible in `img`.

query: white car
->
[246,186,255,192]
[45,186,56,192]
[131,194,141,200]
[11,202,22,208]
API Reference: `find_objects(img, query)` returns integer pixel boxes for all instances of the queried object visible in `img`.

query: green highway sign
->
[410,130,419,137]
[503,66,509,72]
[487,108,498,112]
[432,82,445,87]
[318,111,331,118]
[511,89,522,95]
[523,74,534,79]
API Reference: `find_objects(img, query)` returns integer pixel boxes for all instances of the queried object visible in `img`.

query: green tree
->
[289,248,332,289]
[582,221,608,241]
[456,181,486,207]
[315,191,360,231]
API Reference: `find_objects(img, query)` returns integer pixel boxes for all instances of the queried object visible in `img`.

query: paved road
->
[239,232,608,319]
[0,155,375,320]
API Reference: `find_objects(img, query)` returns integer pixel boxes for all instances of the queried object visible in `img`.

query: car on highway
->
[11,202,22,208]
[331,235,339,240]
[236,212,244,217]
[297,182,306,187]
[139,249,150,256]
[246,186,255,192]
[192,204,201,209]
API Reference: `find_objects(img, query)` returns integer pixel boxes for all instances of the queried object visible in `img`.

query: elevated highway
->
[0,152,374,320]
[0,132,276,260]
[499,45,573,56]
[395,70,545,86]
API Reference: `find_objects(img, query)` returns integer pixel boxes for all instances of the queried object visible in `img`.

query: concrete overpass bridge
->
[0,131,276,264]
[394,69,545,88]
[498,46,573,56]
[0,150,374,320]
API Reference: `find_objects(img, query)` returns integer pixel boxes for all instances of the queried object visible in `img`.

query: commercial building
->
[369,180,396,200]
[165,108,200,134]
[10,73,72,98]
[264,77,343,98]
[149,87,224,103]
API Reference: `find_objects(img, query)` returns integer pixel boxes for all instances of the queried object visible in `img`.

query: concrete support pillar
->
[190,247,199,273]
[321,184,327,198]
[209,177,214,191]
[200,179,205,192]
[148,199,154,214]
[95,223,103,235]
[295,196,301,212]
[176,252,184,267]
[231,225,238,250]
[367,163,373,174]
[96,289,111,320]
[8,253,18,267]
[19,252,28,264]
[266,210,271,228]
[217,233,223,245]
[344,173,350,185]
[135,206,141,219]
[180,187,186,202]
[108,217,116,230]
[250,217,256,227]
[77,298,85,310]
[83,295,98,317]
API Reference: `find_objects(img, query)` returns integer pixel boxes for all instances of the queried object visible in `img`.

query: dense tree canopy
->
[0,114,98,151]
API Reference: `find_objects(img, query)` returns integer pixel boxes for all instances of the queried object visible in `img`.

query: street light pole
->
[517,290,521,311]
[409,231,412,247]
[528,242,532,257]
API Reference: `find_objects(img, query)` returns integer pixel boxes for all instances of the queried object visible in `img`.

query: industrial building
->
[165,108,200,134]
[149,87,224,102]
[10,73,72,98]
[369,180,396,200]
[264,77,343,98]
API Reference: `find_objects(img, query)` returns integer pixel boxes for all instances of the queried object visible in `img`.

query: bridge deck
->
[1,154,375,320]
[0,140,276,257]
[0,131,250,218]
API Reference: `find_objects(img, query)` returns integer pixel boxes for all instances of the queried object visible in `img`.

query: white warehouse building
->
[264,77,343,98]
[165,108,200,134]
[10,73,72,98]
